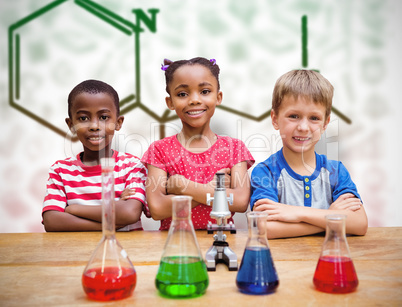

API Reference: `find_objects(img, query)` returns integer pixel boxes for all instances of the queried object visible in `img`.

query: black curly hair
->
[67,79,120,118]
[163,57,220,94]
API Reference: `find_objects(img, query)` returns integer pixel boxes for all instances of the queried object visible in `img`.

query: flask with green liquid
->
[155,196,209,298]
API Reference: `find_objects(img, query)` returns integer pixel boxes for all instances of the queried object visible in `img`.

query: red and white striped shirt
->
[43,150,148,231]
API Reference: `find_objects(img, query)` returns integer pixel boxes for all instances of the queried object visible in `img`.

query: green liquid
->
[155,256,209,298]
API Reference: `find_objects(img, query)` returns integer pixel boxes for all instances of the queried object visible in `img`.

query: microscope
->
[205,172,237,271]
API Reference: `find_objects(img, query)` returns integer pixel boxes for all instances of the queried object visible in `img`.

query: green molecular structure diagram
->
[8,0,161,141]
[8,1,351,143]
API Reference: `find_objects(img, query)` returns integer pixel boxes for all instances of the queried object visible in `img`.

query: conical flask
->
[82,158,136,301]
[313,214,358,293]
[155,196,209,298]
[236,212,279,294]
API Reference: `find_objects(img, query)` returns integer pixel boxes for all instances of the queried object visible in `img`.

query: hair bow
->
[161,58,173,71]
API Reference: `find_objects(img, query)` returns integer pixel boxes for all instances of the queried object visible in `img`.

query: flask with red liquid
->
[313,214,358,294]
[82,158,136,301]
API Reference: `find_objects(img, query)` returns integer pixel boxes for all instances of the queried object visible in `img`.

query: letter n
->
[132,9,159,33]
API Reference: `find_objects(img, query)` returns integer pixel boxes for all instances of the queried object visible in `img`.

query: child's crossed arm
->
[146,161,250,220]
[43,189,142,231]
[253,193,367,239]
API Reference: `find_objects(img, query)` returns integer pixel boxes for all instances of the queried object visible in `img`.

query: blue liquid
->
[236,247,279,294]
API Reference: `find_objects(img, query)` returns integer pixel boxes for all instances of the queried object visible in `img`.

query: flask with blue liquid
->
[236,211,279,294]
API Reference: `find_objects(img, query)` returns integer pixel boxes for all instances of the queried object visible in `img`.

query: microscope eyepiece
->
[215,172,225,189]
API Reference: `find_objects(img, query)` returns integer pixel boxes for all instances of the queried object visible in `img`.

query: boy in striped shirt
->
[42,80,148,231]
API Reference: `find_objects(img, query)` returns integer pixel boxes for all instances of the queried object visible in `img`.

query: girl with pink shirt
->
[142,57,254,230]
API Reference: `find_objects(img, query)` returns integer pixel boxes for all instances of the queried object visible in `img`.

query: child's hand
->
[64,205,74,214]
[330,193,362,211]
[120,188,136,200]
[210,168,231,189]
[166,174,187,195]
[253,198,279,212]
[253,199,303,223]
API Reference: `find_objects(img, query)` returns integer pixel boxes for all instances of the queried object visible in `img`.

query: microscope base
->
[205,241,238,271]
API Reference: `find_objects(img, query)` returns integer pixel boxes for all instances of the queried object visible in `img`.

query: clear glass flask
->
[236,212,279,294]
[155,196,209,298]
[313,214,358,293]
[82,158,136,301]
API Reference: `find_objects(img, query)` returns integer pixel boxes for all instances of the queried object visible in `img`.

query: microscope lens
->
[216,173,225,188]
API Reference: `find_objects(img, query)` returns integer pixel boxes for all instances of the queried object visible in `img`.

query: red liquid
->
[82,266,136,301]
[313,256,358,293]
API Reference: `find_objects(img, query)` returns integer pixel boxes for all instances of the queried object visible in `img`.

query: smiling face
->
[66,92,123,163]
[165,64,222,133]
[271,94,330,157]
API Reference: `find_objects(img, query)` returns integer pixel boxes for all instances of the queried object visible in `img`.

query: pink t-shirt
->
[142,135,254,230]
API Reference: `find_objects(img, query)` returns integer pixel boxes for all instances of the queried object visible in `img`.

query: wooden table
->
[0,228,401,306]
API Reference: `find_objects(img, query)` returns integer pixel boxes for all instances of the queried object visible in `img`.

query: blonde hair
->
[272,70,334,119]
